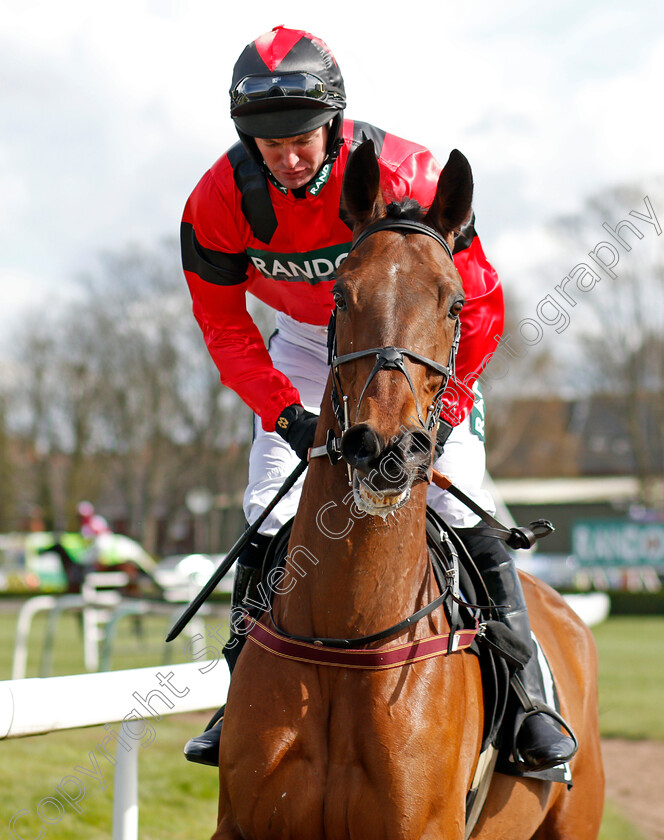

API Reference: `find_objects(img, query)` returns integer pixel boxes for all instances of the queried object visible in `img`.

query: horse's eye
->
[449,298,464,319]
[333,291,347,311]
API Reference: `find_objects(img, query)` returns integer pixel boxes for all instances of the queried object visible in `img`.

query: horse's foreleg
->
[210,819,242,840]
[211,781,242,840]
[211,809,243,840]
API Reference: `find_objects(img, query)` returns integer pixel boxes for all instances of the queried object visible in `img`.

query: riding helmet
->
[230,26,346,161]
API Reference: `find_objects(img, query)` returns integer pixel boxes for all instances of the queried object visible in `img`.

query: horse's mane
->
[384,199,426,222]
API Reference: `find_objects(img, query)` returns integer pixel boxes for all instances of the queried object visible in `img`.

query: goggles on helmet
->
[231,72,343,111]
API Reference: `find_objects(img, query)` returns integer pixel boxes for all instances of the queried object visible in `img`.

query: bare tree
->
[553,182,664,503]
[0,393,15,530]
[11,315,61,527]
[72,238,253,549]
[484,180,664,497]
[8,238,253,551]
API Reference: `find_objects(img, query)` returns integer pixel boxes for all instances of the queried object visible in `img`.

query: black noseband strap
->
[332,332,457,430]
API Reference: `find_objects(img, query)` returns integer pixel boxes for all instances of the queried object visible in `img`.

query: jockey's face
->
[255,126,328,190]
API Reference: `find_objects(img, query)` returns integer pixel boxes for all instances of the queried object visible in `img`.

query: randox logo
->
[307,163,332,197]
[247,242,351,284]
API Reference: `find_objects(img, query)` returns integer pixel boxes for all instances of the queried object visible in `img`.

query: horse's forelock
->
[384,199,425,222]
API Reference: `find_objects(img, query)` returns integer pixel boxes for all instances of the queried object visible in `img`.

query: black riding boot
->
[458,531,577,772]
[183,532,271,766]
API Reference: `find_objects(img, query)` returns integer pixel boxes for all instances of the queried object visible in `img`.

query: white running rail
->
[0,661,228,840]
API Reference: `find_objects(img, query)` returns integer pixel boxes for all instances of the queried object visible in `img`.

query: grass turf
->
[599,801,648,840]
[592,615,664,741]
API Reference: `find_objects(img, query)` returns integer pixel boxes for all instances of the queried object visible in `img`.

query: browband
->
[350,218,454,263]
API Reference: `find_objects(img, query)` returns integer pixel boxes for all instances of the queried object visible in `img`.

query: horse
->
[212,141,604,840]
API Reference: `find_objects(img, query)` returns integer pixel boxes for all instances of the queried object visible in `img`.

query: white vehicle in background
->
[155,553,233,602]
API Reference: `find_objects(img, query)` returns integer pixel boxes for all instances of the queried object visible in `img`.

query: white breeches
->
[244,313,495,535]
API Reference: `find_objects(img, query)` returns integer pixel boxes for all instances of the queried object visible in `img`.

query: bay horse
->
[213,142,603,840]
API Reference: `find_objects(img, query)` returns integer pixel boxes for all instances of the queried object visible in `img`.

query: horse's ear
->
[341,139,386,227]
[424,149,473,238]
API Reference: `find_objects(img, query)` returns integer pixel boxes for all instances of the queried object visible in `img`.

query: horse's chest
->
[224,668,451,840]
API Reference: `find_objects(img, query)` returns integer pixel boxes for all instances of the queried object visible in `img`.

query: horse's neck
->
[276,403,434,640]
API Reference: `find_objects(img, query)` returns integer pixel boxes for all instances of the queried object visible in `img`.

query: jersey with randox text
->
[181,119,504,431]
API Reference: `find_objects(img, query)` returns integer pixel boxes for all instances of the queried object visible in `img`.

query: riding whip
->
[165,459,307,642]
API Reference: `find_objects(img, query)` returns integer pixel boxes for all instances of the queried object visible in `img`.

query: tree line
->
[485,180,664,506]
[2,239,262,554]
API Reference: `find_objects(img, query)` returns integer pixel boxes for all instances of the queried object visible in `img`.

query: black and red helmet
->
[230,26,346,140]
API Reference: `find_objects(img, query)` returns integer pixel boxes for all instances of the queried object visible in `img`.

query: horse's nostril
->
[402,430,434,464]
[340,424,382,468]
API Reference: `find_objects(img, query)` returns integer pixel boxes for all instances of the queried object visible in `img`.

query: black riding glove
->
[275,403,319,462]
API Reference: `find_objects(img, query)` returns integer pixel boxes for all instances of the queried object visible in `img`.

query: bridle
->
[326,217,461,438]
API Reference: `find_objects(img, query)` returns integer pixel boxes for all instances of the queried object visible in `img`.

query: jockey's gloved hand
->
[275,403,319,462]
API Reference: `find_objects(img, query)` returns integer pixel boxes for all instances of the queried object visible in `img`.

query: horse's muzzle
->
[341,424,433,514]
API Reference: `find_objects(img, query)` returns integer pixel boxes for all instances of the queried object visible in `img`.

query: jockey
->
[181,26,575,771]
[77,500,111,538]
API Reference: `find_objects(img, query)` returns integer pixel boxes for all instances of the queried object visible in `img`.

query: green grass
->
[598,801,648,840]
[0,713,219,839]
[0,605,661,837]
[0,601,225,838]
[592,615,664,740]
[0,722,649,840]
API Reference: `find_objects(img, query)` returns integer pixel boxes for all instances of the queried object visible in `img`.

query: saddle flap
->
[478,620,533,670]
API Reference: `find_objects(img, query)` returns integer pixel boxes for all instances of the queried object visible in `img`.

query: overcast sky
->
[2,0,663,334]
